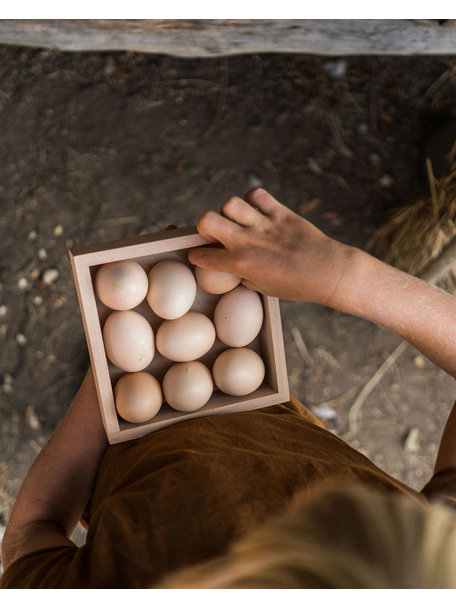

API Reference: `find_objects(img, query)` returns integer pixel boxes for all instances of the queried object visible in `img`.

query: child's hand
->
[188,188,352,305]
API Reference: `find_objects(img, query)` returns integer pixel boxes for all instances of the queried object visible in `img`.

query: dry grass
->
[368,146,456,292]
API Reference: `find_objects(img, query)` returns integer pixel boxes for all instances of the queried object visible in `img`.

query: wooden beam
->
[0,19,455,56]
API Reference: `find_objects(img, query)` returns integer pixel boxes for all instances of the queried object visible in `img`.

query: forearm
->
[2,368,108,567]
[191,188,456,478]
[330,244,456,378]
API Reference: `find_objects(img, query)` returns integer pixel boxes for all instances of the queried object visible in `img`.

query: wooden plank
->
[70,251,120,436]
[0,19,455,56]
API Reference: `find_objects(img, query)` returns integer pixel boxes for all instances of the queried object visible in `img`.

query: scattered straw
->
[367,149,456,291]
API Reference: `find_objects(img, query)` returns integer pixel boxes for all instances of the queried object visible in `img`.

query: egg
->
[163,361,213,412]
[194,266,241,294]
[213,285,264,347]
[147,259,197,319]
[156,311,216,362]
[114,372,162,423]
[212,347,265,396]
[103,310,155,372]
[95,260,148,310]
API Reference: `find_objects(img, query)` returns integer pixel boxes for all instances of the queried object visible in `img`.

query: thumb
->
[188,245,234,273]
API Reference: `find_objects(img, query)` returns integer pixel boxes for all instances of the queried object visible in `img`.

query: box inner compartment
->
[89,247,277,430]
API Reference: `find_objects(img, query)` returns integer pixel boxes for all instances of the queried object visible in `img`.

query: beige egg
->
[213,285,264,347]
[163,361,213,412]
[156,311,216,362]
[213,348,265,396]
[103,310,155,372]
[194,266,241,294]
[95,260,148,310]
[114,372,162,423]
[147,259,197,319]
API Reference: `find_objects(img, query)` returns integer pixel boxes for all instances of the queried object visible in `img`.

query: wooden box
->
[69,226,289,444]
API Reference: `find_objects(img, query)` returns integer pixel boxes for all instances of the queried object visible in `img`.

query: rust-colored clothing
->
[1,398,454,588]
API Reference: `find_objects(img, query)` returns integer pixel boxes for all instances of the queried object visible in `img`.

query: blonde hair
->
[158,483,456,588]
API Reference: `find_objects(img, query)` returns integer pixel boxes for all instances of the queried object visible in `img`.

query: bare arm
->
[2,368,108,571]
[188,188,456,473]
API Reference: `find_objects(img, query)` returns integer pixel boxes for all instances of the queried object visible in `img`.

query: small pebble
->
[323,59,347,78]
[0,305,7,317]
[27,230,38,241]
[53,224,63,236]
[414,355,426,368]
[33,295,43,306]
[379,174,394,187]
[368,152,382,167]
[2,373,13,394]
[16,333,27,346]
[403,427,420,453]
[42,268,59,284]
[311,405,337,420]
[248,174,263,189]
[37,248,47,261]
[18,277,29,290]
[357,122,369,135]
[25,405,41,431]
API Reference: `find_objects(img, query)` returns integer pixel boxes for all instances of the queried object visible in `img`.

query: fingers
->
[243,188,285,217]
[220,195,265,227]
[240,278,259,291]
[195,188,282,251]
[188,245,234,273]
[196,210,243,246]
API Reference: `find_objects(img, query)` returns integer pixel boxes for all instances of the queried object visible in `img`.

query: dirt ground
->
[1,45,456,567]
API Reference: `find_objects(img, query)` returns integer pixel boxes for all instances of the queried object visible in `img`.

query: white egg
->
[194,266,241,294]
[103,310,155,372]
[95,260,148,310]
[213,285,264,347]
[156,311,216,362]
[213,348,265,396]
[147,259,197,319]
[163,361,213,412]
[114,372,162,423]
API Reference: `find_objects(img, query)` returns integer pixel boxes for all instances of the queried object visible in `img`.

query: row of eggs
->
[95,257,244,316]
[94,259,266,422]
[114,347,265,423]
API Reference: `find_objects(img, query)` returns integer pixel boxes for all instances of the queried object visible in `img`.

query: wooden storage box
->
[69,226,289,444]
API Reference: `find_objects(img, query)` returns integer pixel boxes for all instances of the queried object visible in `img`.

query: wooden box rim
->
[69,226,289,443]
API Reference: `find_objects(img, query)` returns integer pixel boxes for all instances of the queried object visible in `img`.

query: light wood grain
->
[70,253,120,436]
[0,19,455,56]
